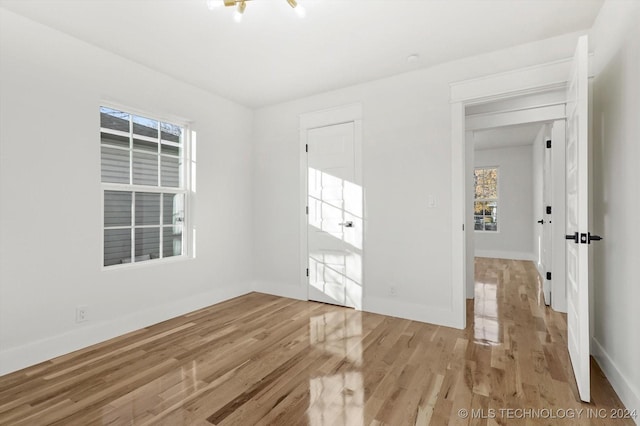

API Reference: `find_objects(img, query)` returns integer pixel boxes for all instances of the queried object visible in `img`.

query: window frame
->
[474,166,499,233]
[99,103,192,270]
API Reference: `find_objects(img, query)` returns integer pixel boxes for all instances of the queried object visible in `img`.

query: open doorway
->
[452,36,593,402]
[463,91,567,314]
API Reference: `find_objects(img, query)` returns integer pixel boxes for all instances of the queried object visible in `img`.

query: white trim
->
[450,58,572,104]
[0,284,251,375]
[252,281,307,301]
[365,297,462,330]
[451,59,578,333]
[592,338,640,423]
[299,104,364,309]
[100,104,192,270]
[474,250,535,261]
[100,254,191,272]
[551,120,567,313]
[299,103,362,129]
[466,104,566,131]
[100,100,192,128]
[465,131,475,300]
[299,128,309,299]
[451,101,466,327]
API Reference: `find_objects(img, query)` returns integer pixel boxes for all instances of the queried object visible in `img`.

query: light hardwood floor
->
[0,258,633,425]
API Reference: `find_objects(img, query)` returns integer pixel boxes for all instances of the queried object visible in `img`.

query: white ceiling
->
[0,0,603,108]
[473,123,543,151]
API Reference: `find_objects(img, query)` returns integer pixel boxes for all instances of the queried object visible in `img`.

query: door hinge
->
[462,224,465,231]
[546,139,552,149]
[546,206,552,214]
[305,144,308,153]
[306,206,308,215]
[306,268,309,277]
[546,272,552,280]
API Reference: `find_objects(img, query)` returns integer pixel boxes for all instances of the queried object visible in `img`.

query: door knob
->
[565,232,579,243]
[588,233,603,243]
[339,221,354,228]
[537,219,545,224]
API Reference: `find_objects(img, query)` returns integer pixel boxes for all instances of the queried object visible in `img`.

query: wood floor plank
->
[0,259,634,425]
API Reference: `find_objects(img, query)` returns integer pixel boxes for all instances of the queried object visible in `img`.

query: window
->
[100,106,187,267]
[474,167,498,232]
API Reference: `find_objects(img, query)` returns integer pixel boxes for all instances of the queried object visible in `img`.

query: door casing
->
[451,58,582,328]
[299,104,363,308]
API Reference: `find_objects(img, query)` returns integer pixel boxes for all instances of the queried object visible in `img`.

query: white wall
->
[252,31,585,328]
[590,0,640,418]
[0,10,254,374]
[473,146,534,260]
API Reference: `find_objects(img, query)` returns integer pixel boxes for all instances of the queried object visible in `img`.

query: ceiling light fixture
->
[206,0,223,10]
[234,0,246,22]
[208,0,306,21]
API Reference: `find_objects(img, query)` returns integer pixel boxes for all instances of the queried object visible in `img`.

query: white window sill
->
[101,255,194,272]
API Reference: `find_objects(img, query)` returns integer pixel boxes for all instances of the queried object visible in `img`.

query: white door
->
[307,122,363,308]
[541,135,552,305]
[565,35,591,403]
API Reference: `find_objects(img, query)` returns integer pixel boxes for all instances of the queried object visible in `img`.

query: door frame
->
[299,104,363,307]
[450,58,575,328]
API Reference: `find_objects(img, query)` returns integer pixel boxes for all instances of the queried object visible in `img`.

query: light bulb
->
[295,4,306,18]
[206,0,222,10]
[234,1,245,22]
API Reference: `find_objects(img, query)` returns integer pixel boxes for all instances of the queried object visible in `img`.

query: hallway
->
[469,257,631,424]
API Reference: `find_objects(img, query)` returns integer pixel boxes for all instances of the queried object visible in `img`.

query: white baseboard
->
[252,280,307,301]
[253,281,464,329]
[592,338,640,425]
[0,284,252,376]
[475,250,535,261]
[365,296,464,329]
[535,261,545,279]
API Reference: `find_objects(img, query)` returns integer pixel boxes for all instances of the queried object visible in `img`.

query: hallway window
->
[474,167,498,231]
[100,106,188,267]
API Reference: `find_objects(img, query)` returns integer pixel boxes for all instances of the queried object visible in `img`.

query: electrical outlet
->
[389,286,397,297]
[76,306,88,323]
